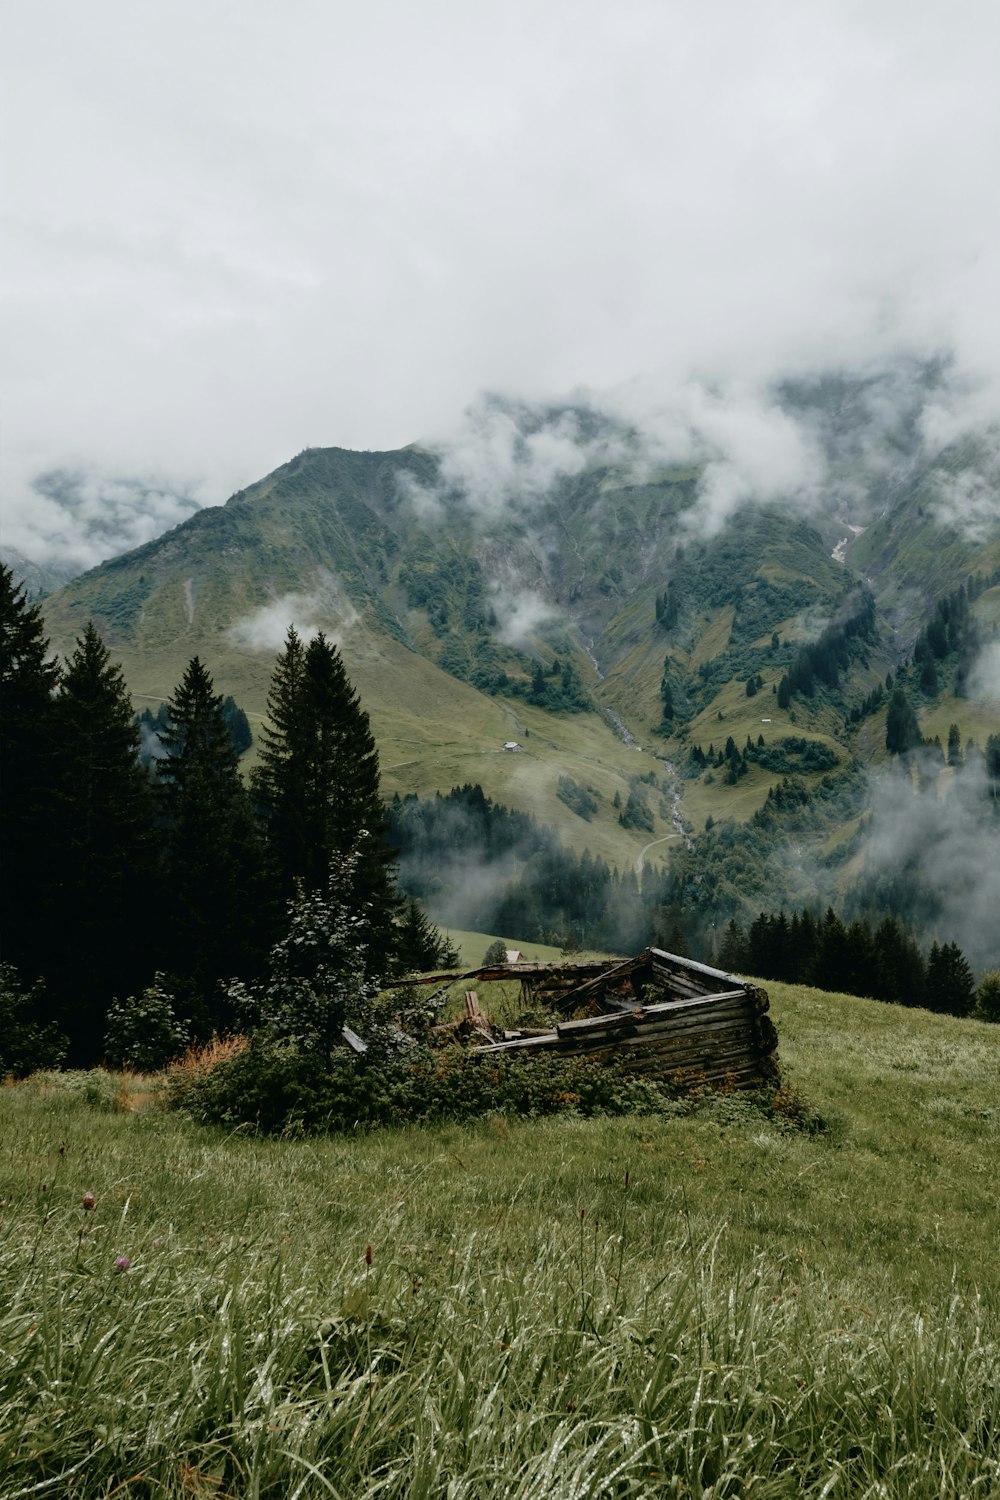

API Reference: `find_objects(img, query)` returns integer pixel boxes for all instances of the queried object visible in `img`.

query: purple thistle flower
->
[114,1255,131,1273]
[82,1191,95,1211]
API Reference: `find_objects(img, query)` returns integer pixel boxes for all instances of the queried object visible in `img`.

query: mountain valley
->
[18,370,1000,965]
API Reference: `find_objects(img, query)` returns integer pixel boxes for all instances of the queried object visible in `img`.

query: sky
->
[3,0,1000,569]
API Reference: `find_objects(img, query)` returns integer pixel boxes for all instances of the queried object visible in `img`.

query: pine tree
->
[221,695,253,754]
[254,629,399,961]
[157,657,266,1007]
[0,565,60,992]
[810,908,854,993]
[716,919,749,974]
[885,687,922,755]
[871,916,926,1007]
[661,674,674,720]
[394,898,460,974]
[48,623,157,1059]
[925,941,976,1017]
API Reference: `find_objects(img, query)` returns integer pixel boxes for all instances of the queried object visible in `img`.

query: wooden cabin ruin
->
[393,948,780,1094]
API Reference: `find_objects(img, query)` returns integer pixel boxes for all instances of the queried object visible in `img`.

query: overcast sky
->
[3,0,999,568]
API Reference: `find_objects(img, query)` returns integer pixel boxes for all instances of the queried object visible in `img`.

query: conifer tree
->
[885,686,922,755]
[871,916,926,1007]
[157,656,266,1007]
[716,919,749,974]
[0,565,60,992]
[810,908,854,993]
[254,629,398,960]
[925,941,976,1017]
[395,898,460,974]
[48,623,156,1057]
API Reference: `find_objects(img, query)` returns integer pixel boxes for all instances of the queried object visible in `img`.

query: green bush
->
[0,965,68,1078]
[167,1039,392,1134]
[167,1039,823,1138]
[975,970,1000,1024]
[167,1039,694,1134]
[104,975,188,1071]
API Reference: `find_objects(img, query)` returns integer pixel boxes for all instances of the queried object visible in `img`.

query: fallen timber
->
[388,948,780,1092]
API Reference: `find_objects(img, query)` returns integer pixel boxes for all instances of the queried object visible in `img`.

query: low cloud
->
[490,585,561,648]
[227,571,359,652]
[967,638,1000,703]
[3,469,207,576]
[930,454,1000,543]
[680,385,823,537]
[861,758,1000,973]
[402,397,634,522]
[403,378,828,541]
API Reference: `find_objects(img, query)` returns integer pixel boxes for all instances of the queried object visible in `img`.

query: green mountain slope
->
[38,391,1000,903]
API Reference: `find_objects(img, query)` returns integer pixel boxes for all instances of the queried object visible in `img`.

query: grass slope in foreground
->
[1,984,998,1498]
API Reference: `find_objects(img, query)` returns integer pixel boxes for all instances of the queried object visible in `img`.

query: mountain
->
[37,376,1000,956]
[1,546,78,601]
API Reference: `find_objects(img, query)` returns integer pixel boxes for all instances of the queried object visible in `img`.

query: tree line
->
[0,566,453,1067]
[717,908,994,1018]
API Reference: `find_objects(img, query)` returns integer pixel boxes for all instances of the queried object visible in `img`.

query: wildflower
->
[114,1255,131,1273]
[365,1244,373,1267]
[82,1191,95,1211]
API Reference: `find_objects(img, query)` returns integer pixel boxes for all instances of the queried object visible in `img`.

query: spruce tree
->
[810,909,854,993]
[254,629,399,961]
[48,623,157,1058]
[925,941,976,1017]
[395,898,460,974]
[871,916,926,1007]
[157,656,266,1009]
[885,687,922,755]
[0,565,60,992]
[716,919,749,974]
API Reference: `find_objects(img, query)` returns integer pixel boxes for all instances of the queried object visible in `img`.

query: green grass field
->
[1,982,998,1497]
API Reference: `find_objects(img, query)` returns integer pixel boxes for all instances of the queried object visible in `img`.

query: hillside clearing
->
[1,982,998,1496]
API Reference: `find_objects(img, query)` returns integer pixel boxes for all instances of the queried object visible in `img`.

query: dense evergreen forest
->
[0,566,455,1068]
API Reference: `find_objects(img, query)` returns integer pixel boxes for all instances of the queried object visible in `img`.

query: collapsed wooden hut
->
[394,948,779,1093]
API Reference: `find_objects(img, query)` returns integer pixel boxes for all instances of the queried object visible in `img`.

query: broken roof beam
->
[382,960,621,990]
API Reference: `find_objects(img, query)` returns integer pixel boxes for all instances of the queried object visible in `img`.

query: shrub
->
[104,975,189,1071]
[225,843,397,1068]
[974,971,1000,1024]
[0,965,68,1078]
[166,1041,828,1138]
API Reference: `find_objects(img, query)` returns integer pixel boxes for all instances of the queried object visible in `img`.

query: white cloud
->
[2,470,206,574]
[2,0,1000,557]
[863,758,1000,972]
[490,586,561,648]
[927,445,1000,543]
[967,638,1000,704]
[227,573,359,652]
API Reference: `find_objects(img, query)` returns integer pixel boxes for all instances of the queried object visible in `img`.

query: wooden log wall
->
[386,947,780,1094]
[475,944,780,1091]
[478,987,779,1091]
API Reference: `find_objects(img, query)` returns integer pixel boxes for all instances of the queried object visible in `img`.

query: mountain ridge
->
[33,380,1000,944]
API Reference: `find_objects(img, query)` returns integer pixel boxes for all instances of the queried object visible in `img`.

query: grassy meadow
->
[1,982,998,1497]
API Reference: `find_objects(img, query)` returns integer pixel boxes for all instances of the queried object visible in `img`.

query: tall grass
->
[1,979,998,1496]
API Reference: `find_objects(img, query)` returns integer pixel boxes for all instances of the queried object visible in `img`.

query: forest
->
[0,565,455,1072]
